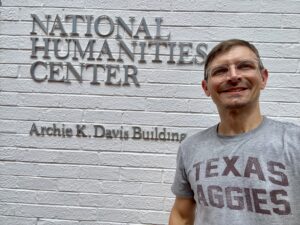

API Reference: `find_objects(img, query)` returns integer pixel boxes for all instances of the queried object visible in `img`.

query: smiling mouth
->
[222,87,247,93]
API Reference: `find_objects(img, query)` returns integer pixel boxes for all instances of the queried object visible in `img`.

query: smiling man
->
[169,39,300,225]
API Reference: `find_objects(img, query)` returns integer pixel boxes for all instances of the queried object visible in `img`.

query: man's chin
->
[222,100,248,110]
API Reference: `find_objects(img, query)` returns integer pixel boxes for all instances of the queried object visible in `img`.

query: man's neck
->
[217,105,263,136]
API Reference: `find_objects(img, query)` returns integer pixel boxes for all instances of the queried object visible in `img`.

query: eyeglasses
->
[206,59,263,80]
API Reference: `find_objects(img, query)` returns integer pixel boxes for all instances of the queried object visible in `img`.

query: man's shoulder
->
[181,124,218,148]
[264,117,300,144]
[266,117,300,132]
[177,125,218,160]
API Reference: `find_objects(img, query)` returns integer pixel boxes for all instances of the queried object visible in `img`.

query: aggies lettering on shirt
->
[191,156,291,215]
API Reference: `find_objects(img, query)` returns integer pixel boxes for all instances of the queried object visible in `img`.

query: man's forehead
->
[209,45,257,67]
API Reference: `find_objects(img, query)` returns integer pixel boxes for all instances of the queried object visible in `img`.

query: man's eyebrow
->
[211,58,259,66]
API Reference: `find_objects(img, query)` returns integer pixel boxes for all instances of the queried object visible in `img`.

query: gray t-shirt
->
[172,117,300,225]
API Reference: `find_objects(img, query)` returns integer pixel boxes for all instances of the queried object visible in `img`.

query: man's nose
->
[227,65,241,81]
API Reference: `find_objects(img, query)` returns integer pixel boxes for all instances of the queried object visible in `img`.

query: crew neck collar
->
[215,116,268,141]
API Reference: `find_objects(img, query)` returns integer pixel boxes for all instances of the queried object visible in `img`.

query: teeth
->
[225,88,245,92]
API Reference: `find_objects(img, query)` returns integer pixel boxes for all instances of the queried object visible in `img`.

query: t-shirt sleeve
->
[171,145,194,197]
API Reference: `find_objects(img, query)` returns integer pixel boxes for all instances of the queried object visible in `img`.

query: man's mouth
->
[222,87,248,93]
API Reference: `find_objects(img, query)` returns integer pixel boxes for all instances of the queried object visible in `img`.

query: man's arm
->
[169,196,196,225]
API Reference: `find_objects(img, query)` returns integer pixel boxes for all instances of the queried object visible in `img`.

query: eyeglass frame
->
[204,58,265,81]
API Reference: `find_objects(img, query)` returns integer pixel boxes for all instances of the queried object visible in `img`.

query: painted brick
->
[122,139,180,154]
[142,69,201,84]
[263,58,299,73]
[0,106,84,122]
[121,195,165,210]
[37,219,80,225]
[17,7,65,21]
[168,27,300,42]
[164,197,175,211]
[271,116,300,126]
[139,210,169,225]
[85,0,132,10]
[4,175,58,191]
[0,175,19,189]
[282,14,300,29]
[83,110,124,123]
[173,84,207,99]
[0,79,193,98]
[0,148,99,165]
[141,183,173,197]
[260,0,300,13]
[0,7,19,20]
[0,189,36,204]
[79,193,122,208]
[79,222,131,225]
[0,65,18,78]
[0,21,31,35]
[85,0,171,11]
[57,178,101,193]
[164,12,283,28]
[0,93,18,106]
[0,162,38,176]
[188,99,218,114]
[101,181,142,195]
[97,208,140,223]
[0,203,98,220]
[146,98,189,112]
[0,162,86,179]
[261,102,300,117]
[0,35,31,49]
[256,43,300,58]
[122,111,219,127]
[2,0,85,7]
[162,169,176,184]
[120,168,163,182]
[262,88,300,103]
[99,152,176,169]
[0,215,36,225]
[172,0,300,13]
[0,92,147,111]
[268,74,300,88]
[36,191,80,206]
[79,166,120,180]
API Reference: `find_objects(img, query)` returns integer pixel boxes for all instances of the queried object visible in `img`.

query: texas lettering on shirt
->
[191,156,291,215]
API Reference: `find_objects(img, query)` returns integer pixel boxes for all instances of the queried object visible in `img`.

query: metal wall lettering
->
[29,14,208,86]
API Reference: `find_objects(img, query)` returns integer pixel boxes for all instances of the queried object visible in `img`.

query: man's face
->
[202,46,268,111]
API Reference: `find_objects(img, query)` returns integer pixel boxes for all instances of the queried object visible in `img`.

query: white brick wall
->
[0,0,300,224]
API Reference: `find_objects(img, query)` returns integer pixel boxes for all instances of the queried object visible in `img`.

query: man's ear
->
[260,69,269,90]
[202,79,211,96]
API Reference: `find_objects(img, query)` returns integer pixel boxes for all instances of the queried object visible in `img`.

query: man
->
[169,39,300,225]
